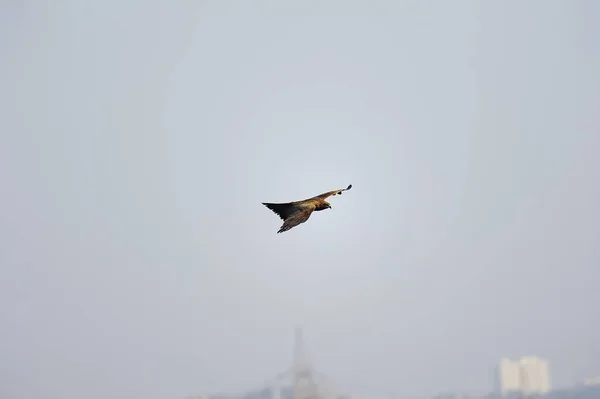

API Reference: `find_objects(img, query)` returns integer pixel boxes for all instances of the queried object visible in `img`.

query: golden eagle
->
[262,184,352,233]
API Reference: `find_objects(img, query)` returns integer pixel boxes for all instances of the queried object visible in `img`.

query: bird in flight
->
[262,184,353,234]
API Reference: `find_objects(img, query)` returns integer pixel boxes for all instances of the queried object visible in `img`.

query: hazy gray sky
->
[1,1,599,399]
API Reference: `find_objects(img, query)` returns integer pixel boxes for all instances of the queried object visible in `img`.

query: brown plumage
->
[262,184,352,234]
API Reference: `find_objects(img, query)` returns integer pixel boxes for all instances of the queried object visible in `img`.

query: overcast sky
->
[1,1,599,399]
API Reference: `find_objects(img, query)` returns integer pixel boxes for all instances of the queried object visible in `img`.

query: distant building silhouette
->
[189,328,350,399]
[496,356,550,396]
[582,376,600,386]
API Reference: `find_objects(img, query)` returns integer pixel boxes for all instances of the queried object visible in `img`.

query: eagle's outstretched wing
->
[312,184,352,200]
[261,201,299,221]
[262,202,316,233]
[276,205,315,233]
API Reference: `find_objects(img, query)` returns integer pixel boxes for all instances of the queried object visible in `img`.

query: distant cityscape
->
[188,329,600,399]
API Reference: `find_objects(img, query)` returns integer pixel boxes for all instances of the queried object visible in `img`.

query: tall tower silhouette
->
[293,327,306,369]
[293,327,318,399]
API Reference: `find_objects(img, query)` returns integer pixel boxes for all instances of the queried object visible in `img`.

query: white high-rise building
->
[498,358,521,394]
[519,356,550,394]
[497,356,551,396]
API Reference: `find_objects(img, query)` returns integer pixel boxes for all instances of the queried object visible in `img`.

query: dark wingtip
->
[347,184,352,190]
